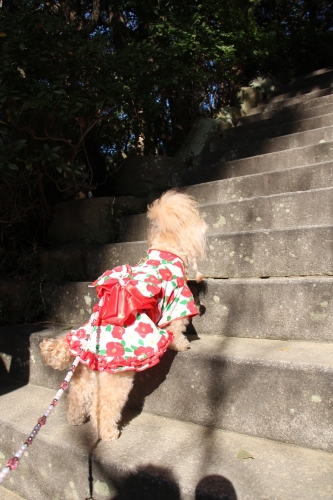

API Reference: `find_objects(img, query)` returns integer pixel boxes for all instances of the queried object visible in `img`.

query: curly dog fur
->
[40,190,206,440]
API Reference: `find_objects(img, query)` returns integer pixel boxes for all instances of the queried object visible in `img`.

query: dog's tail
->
[147,190,206,279]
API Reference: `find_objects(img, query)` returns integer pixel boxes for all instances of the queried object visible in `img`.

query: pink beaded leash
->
[0,331,91,485]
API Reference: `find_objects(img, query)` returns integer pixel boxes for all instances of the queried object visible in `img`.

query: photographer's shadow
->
[195,475,237,499]
[109,465,237,500]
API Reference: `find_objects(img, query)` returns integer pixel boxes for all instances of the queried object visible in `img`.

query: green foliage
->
[0,0,263,192]
[0,2,124,219]
[252,0,333,81]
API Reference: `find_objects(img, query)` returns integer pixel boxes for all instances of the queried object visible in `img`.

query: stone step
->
[203,124,333,165]
[3,277,330,386]
[237,91,333,130]
[130,335,333,451]
[258,72,333,104]
[184,161,333,205]
[287,66,333,84]
[1,384,333,500]
[2,277,332,388]
[19,331,333,452]
[4,330,333,449]
[185,277,333,342]
[227,101,333,139]
[201,225,333,279]
[2,278,330,385]
[0,280,31,318]
[212,111,333,152]
[256,75,333,107]
[245,85,333,119]
[119,187,333,241]
[3,332,333,451]
[187,141,333,185]
[270,67,333,94]
[40,161,333,281]
[0,486,25,500]
[41,224,333,282]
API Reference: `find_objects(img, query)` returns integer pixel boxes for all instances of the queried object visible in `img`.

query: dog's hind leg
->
[168,318,191,351]
[90,370,135,441]
[67,364,95,426]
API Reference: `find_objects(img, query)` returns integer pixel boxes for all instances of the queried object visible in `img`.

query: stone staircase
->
[1,67,333,499]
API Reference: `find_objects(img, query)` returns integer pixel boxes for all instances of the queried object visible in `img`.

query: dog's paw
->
[99,427,120,441]
[169,336,191,352]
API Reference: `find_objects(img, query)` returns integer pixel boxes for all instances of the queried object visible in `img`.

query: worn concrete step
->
[3,332,333,452]
[4,277,332,389]
[129,335,333,451]
[119,187,333,241]
[187,140,333,185]
[3,320,333,447]
[269,67,333,94]
[245,85,333,119]
[226,101,333,139]
[5,277,331,383]
[186,276,333,342]
[256,77,333,109]
[237,91,333,129]
[287,66,333,84]
[202,124,333,165]
[0,280,31,320]
[201,225,333,278]
[1,384,333,500]
[184,161,333,205]
[4,329,333,450]
[2,277,332,388]
[40,161,333,281]
[3,276,332,385]
[2,277,331,386]
[0,486,25,500]
[212,112,333,152]
[258,73,333,104]
[40,224,333,282]
[111,226,333,279]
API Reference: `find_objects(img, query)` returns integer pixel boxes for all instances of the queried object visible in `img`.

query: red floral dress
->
[66,249,199,373]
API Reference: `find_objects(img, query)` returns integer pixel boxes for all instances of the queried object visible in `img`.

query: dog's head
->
[147,190,206,276]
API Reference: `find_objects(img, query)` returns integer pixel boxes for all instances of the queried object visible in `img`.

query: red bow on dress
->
[94,279,160,326]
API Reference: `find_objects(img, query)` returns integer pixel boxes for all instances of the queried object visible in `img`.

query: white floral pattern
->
[66,249,199,372]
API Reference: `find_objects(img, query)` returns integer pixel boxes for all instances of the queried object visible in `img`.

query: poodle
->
[40,190,207,441]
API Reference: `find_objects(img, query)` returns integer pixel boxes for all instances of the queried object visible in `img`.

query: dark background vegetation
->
[0,0,332,290]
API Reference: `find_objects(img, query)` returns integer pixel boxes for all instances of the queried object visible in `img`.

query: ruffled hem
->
[68,331,174,373]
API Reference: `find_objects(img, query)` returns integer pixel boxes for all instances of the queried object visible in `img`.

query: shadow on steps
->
[98,462,238,500]
[0,324,50,388]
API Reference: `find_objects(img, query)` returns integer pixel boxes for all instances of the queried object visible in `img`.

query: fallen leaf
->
[237,448,254,460]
